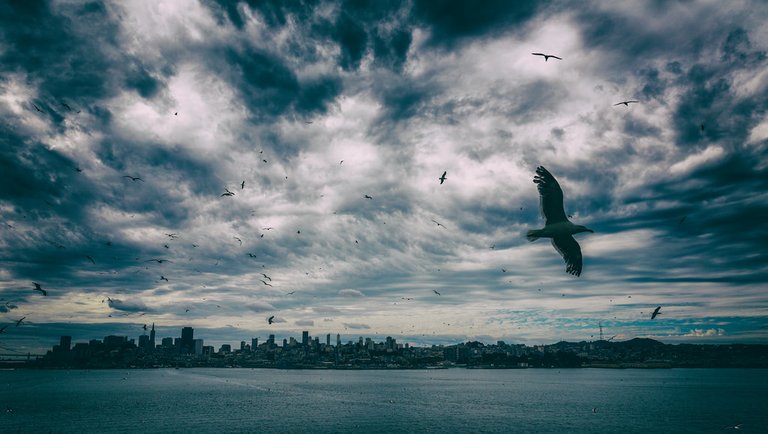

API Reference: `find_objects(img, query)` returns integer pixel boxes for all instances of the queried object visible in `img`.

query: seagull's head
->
[574,225,594,234]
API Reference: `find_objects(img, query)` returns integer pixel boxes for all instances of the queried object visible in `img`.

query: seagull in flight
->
[430,219,446,229]
[432,289,441,296]
[15,317,26,327]
[122,175,143,182]
[439,171,447,184]
[527,166,593,277]
[221,188,235,197]
[268,315,275,324]
[364,195,373,199]
[145,259,172,264]
[241,180,245,189]
[160,276,169,282]
[32,103,43,112]
[532,52,562,61]
[259,279,273,287]
[233,236,242,246]
[32,282,48,296]
[651,306,662,319]
[85,255,95,264]
[261,273,272,281]
[247,253,257,258]
[613,100,639,107]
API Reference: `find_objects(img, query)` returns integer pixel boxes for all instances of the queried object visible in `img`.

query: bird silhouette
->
[122,175,143,182]
[145,259,172,263]
[247,253,257,258]
[32,103,43,112]
[165,233,178,239]
[143,324,148,331]
[527,166,593,276]
[261,273,272,281]
[221,188,235,197]
[532,52,562,61]
[259,279,273,287]
[32,282,47,296]
[430,219,446,229]
[268,315,275,324]
[439,171,447,184]
[679,215,687,224]
[234,236,242,246]
[160,276,169,282]
[432,289,441,296]
[241,180,245,189]
[85,255,95,264]
[61,102,73,111]
[613,100,639,106]
[651,306,662,319]
[364,195,373,199]
[15,317,26,327]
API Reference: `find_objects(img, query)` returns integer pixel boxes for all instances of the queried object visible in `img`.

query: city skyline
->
[2,1,768,355]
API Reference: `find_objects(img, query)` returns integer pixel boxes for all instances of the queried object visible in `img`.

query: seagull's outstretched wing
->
[552,235,583,276]
[534,166,568,225]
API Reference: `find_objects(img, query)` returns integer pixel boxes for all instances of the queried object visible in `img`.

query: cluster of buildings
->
[34,325,768,369]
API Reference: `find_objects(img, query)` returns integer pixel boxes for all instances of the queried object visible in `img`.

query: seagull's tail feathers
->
[527,229,544,242]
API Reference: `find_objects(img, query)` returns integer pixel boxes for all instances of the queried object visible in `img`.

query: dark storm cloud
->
[412,0,542,47]
[0,0,160,124]
[223,46,341,121]
[672,30,767,150]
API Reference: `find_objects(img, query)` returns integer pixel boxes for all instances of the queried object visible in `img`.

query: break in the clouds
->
[1,0,767,353]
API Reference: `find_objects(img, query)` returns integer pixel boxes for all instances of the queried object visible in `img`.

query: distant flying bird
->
[234,236,242,246]
[262,227,274,231]
[439,171,447,184]
[165,233,178,239]
[432,289,441,296]
[241,180,245,189]
[143,324,148,331]
[174,112,178,116]
[268,315,275,324]
[61,102,73,111]
[145,259,172,263]
[247,253,257,258]
[651,306,662,319]
[613,100,639,107]
[160,276,169,282]
[430,219,446,229]
[532,52,562,61]
[679,215,687,224]
[221,188,235,197]
[16,317,26,327]
[32,103,43,112]
[285,291,296,295]
[163,244,169,249]
[261,273,272,281]
[75,167,83,173]
[32,282,47,296]
[527,166,593,277]
[364,195,373,199]
[85,255,95,264]
[259,279,273,287]
[339,160,344,165]
[490,244,495,250]
[122,175,143,182]
[502,268,507,273]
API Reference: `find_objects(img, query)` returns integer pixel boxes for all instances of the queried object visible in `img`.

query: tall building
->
[336,334,341,347]
[268,334,275,346]
[181,327,194,354]
[194,339,204,355]
[149,323,156,351]
[251,338,258,351]
[59,336,72,352]
[302,331,309,346]
[326,333,331,346]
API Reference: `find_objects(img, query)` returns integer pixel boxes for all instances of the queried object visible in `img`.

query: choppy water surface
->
[1,368,766,433]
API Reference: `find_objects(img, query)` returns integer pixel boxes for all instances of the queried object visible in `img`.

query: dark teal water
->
[1,368,766,433]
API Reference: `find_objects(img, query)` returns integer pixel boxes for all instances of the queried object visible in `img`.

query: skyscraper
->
[336,333,341,347]
[302,331,309,346]
[149,323,156,351]
[326,333,330,346]
[181,327,194,354]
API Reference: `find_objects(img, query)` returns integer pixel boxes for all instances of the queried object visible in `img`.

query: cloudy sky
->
[1,0,767,353]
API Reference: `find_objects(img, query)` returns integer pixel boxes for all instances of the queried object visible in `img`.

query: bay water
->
[1,368,766,433]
